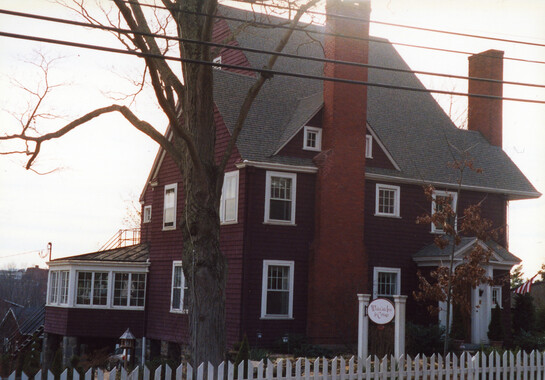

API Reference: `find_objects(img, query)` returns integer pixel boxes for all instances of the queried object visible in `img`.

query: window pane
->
[49,272,59,304]
[114,273,129,306]
[378,272,397,296]
[379,188,396,214]
[59,271,69,304]
[269,199,291,221]
[266,265,290,316]
[93,272,108,305]
[77,272,92,305]
[130,274,146,307]
[172,265,185,311]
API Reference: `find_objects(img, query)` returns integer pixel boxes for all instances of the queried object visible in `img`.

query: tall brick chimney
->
[468,50,504,147]
[307,0,370,344]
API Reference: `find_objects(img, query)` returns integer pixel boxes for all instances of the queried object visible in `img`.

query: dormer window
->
[303,126,321,151]
[213,56,222,69]
[365,135,373,158]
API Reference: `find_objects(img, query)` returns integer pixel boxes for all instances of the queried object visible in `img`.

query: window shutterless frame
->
[375,183,401,217]
[372,267,401,299]
[261,260,294,319]
[303,126,322,151]
[264,171,297,225]
[431,190,458,233]
[163,183,177,230]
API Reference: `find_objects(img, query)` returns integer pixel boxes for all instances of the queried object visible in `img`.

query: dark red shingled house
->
[43,0,540,365]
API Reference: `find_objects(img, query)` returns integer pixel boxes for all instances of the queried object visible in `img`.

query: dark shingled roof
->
[214,5,539,200]
[413,237,520,264]
[51,243,149,263]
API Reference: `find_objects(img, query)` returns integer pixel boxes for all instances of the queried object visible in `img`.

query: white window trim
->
[261,260,294,319]
[163,183,178,231]
[264,171,297,225]
[366,135,373,158]
[111,272,147,309]
[431,190,458,233]
[373,267,401,299]
[303,126,322,151]
[143,205,152,223]
[220,171,239,225]
[170,261,188,314]
[375,183,401,218]
[75,271,110,307]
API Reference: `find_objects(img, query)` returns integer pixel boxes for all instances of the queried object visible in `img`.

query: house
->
[43,0,540,365]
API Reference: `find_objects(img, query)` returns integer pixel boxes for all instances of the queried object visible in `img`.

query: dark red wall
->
[366,134,397,170]
[44,306,145,338]
[240,168,315,347]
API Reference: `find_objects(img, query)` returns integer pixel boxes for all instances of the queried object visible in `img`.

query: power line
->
[126,0,545,66]
[2,30,544,105]
[2,8,544,90]
[227,0,545,49]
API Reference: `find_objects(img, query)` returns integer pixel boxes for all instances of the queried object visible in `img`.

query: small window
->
[113,273,146,308]
[143,205,152,223]
[213,56,222,69]
[366,135,373,158]
[261,260,294,319]
[48,270,69,305]
[264,171,297,225]
[303,126,322,151]
[76,271,109,306]
[492,286,502,308]
[373,267,401,299]
[163,184,177,230]
[431,190,458,233]
[220,171,239,224]
[375,184,400,217]
[171,261,189,313]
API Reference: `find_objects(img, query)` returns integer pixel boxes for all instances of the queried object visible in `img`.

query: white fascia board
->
[366,123,401,171]
[236,160,318,173]
[48,260,149,271]
[139,128,174,202]
[365,173,541,200]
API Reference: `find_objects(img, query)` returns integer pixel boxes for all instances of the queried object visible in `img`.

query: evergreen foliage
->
[513,293,535,333]
[234,334,250,378]
[487,305,504,341]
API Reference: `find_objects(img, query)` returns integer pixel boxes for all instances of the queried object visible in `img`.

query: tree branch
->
[1,105,179,169]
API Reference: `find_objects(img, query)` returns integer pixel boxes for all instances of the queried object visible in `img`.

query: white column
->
[393,295,407,358]
[471,286,480,344]
[357,294,371,360]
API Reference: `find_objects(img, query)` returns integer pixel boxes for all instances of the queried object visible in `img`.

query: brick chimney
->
[307,0,370,344]
[468,49,504,147]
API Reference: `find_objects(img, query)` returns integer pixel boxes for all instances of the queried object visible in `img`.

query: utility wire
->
[125,0,545,66]
[227,0,545,49]
[1,8,544,90]
[2,30,544,105]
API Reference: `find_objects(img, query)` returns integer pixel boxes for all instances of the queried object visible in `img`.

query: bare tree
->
[0,0,321,365]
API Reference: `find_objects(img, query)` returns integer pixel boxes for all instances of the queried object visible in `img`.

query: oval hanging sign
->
[368,298,395,325]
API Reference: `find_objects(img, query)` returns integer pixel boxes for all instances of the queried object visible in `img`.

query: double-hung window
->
[48,270,69,305]
[220,171,239,224]
[375,184,400,217]
[264,171,296,224]
[431,190,458,233]
[163,184,177,230]
[76,271,108,306]
[171,261,189,313]
[113,273,146,307]
[261,260,294,319]
[373,267,401,299]
[303,126,322,151]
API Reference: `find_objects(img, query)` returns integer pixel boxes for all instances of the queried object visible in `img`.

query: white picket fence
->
[5,351,545,380]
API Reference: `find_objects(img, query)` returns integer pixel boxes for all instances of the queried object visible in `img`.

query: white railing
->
[6,351,545,380]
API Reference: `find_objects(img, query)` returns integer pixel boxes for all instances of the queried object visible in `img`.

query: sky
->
[0,0,544,279]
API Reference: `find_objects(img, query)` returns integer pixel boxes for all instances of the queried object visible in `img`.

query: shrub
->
[513,294,535,333]
[513,330,545,351]
[406,323,444,356]
[488,306,504,341]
